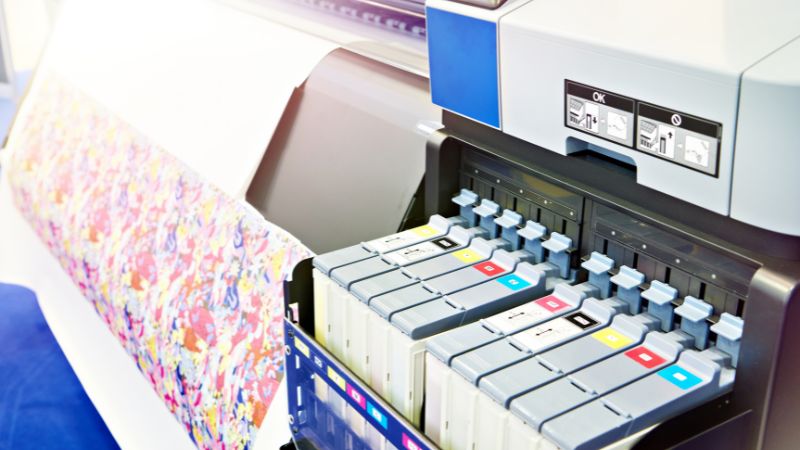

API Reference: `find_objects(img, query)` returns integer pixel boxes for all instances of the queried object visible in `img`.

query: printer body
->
[278,0,800,449]
[428,0,800,236]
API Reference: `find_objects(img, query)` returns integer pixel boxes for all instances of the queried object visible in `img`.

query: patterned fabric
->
[6,74,311,449]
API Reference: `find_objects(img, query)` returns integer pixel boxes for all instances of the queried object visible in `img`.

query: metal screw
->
[285,346,292,356]
[288,414,295,425]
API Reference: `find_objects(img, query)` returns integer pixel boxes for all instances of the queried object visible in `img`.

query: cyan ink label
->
[366,401,388,429]
[496,274,531,291]
[658,365,703,390]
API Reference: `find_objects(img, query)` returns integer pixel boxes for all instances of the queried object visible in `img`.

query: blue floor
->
[0,283,119,450]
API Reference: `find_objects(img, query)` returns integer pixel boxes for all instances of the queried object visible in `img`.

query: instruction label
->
[637,103,721,176]
[513,312,599,352]
[367,225,440,253]
[564,80,722,177]
[565,81,635,147]
[384,239,454,265]
[483,295,570,333]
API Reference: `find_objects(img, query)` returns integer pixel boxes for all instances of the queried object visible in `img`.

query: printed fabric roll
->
[6,73,311,450]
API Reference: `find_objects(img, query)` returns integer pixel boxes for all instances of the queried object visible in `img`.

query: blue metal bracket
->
[285,320,435,450]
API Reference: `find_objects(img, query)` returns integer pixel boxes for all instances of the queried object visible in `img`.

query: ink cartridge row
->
[307,188,743,449]
[311,189,575,425]
[425,263,744,450]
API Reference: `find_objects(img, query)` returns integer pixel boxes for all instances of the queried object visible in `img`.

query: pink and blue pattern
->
[6,74,310,449]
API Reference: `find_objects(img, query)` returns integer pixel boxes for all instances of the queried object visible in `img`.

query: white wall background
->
[5,0,54,72]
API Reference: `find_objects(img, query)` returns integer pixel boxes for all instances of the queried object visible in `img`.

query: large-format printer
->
[269,0,800,449]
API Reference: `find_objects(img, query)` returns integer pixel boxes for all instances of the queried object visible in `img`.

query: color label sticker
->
[346,384,367,409]
[496,274,531,291]
[564,312,599,329]
[592,328,634,349]
[402,433,423,450]
[473,261,505,276]
[366,401,388,429]
[452,248,483,264]
[327,367,346,391]
[484,297,567,333]
[658,365,703,390]
[294,337,310,358]
[432,237,459,250]
[412,225,437,237]
[625,346,667,369]
[534,295,569,313]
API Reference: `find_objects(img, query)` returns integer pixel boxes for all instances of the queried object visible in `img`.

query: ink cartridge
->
[369,248,527,320]
[391,261,556,340]
[330,225,486,291]
[509,330,694,432]
[350,237,507,304]
[480,313,660,407]
[324,226,485,360]
[449,296,626,385]
[426,252,615,366]
[313,214,457,348]
[542,345,738,450]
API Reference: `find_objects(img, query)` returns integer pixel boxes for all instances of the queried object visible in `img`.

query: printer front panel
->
[497,3,739,216]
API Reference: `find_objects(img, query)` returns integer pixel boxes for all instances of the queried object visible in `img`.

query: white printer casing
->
[426,0,800,235]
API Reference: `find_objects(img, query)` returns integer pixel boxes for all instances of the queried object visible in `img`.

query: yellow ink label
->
[452,249,483,264]
[327,367,346,391]
[411,225,437,237]
[294,337,310,358]
[591,328,633,349]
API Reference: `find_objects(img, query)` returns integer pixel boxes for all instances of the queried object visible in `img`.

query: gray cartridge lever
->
[474,199,501,238]
[675,296,714,349]
[610,266,646,314]
[642,280,679,331]
[487,237,512,251]
[710,313,744,367]
[542,232,573,279]
[581,252,614,298]
[518,221,547,263]
[495,209,524,250]
[452,189,480,226]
